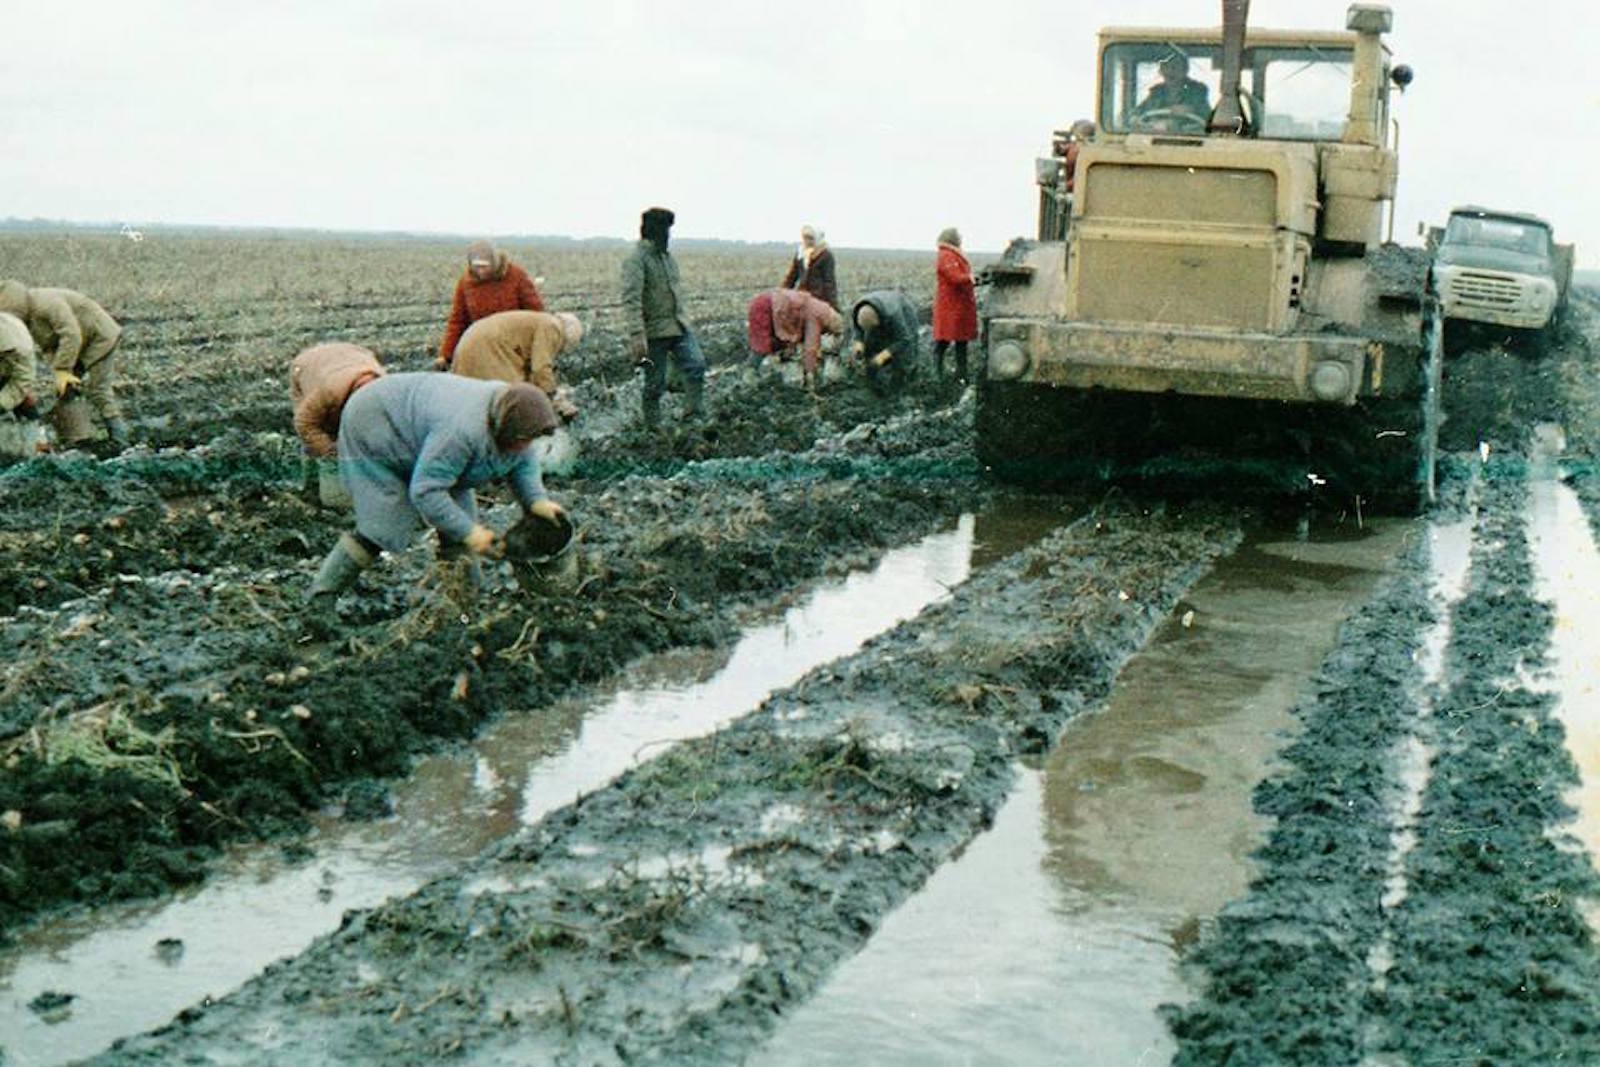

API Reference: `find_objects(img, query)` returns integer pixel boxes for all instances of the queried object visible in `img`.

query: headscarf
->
[490,383,559,450]
[554,312,585,349]
[937,227,961,248]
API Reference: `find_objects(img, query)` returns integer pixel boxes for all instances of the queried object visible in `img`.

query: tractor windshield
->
[1101,41,1356,140]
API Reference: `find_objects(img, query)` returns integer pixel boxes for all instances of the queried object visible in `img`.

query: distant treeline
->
[0,218,931,257]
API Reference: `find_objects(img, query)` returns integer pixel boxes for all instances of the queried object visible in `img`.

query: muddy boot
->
[642,391,661,430]
[684,379,706,421]
[309,532,374,599]
[952,343,970,385]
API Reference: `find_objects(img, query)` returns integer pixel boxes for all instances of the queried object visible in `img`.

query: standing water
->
[0,516,999,1066]
[756,516,1416,1066]
[1524,425,1600,917]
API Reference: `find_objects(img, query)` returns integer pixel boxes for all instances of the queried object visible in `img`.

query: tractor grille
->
[1445,271,1522,309]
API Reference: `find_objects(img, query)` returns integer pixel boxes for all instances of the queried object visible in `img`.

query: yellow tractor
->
[980,1,1439,511]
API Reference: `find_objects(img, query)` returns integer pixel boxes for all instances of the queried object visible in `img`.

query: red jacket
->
[933,244,977,342]
[438,257,544,363]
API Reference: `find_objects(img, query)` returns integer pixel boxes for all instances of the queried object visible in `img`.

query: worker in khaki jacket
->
[450,310,584,421]
[0,280,128,449]
[0,312,41,424]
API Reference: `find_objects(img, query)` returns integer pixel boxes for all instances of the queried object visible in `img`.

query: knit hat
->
[491,384,559,450]
[554,312,584,349]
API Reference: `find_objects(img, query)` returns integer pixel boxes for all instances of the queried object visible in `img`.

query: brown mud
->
[4,231,1600,1064]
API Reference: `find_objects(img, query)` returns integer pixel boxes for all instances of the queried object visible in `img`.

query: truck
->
[979,1,1442,511]
[1431,206,1573,334]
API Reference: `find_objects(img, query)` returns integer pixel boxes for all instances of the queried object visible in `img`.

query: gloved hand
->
[628,334,649,364]
[14,392,37,419]
[553,395,579,422]
[872,350,893,368]
[432,356,451,372]
[850,340,865,361]
[526,498,565,524]
[463,524,503,557]
[54,369,82,397]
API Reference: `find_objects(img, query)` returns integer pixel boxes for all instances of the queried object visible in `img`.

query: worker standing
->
[780,225,838,309]
[620,207,706,427]
[0,280,128,450]
[308,375,565,601]
[932,229,978,384]
[435,241,546,370]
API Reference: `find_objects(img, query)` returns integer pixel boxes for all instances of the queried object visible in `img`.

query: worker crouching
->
[309,375,566,603]
[745,288,843,392]
[288,342,385,505]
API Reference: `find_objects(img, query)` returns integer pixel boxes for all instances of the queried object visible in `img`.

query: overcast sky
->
[2,1,1595,262]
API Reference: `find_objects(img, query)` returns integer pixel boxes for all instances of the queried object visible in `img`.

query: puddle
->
[1365,480,1479,989]
[1524,424,1600,913]
[756,515,1414,1066]
[0,514,1004,1066]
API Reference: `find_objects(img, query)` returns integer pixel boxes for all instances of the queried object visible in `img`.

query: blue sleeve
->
[506,448,548,511]
[408,431,479,542]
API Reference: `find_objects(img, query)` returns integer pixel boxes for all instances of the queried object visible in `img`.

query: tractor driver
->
[1134,53,1212,128]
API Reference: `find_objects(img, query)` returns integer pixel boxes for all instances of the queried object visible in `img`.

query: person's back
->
[289,342,383,458]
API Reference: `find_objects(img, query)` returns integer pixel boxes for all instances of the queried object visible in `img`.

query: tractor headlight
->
[989,341,1031,380]
[1309,360,1354,402]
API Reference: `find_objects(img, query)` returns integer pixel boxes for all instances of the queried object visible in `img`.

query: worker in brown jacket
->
[450,310,584,421]
[0,280,127,448]
[289,343,386,458]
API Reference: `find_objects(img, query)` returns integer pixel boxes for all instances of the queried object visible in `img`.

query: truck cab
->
[1432,206,1572,333]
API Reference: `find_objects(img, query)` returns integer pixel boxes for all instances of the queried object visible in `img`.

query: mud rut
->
[2,289,1600,1063]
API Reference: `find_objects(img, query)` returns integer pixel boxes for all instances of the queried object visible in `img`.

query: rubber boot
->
[309,532,374,599]
[684,378,705,421]
[642,391,661,429]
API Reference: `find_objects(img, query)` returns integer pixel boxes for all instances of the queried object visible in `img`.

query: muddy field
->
[4,231,1600,1065]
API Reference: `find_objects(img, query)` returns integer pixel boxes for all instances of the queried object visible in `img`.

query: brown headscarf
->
[490,383,559,450]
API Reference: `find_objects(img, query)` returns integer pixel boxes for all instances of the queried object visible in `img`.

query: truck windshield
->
[1443,216,1551,259]
[1101,42,1355,140]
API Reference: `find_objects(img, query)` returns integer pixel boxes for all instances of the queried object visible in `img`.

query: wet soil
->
[5,231,1600,1065]
[0,365,974,936]
[91,497,1243,1064]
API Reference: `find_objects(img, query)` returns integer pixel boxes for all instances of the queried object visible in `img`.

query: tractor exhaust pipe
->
[1208,0,1251,135]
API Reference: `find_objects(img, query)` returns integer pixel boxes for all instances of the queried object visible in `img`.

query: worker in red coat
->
[933,228,978,383]
[435,240,545,369]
